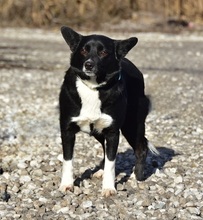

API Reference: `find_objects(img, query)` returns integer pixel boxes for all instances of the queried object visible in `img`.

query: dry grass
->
[0,0,203,28]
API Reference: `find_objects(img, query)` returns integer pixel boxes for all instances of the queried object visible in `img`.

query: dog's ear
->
[115,37,138,59]
[61,26,82,52]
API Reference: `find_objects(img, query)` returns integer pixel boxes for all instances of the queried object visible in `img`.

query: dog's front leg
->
[102,130,119,197]
[59,130,76,193]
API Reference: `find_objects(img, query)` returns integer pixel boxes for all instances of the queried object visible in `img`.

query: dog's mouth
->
[83,69,96,77]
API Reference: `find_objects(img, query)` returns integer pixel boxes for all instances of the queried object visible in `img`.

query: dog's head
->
[61,26,138,84]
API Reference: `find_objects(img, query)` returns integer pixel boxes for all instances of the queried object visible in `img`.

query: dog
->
[59,26,159,197]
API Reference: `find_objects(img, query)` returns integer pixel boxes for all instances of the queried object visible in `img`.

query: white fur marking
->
[148,141,159,155]
[72,78,113,133]
[94,114,113,133]
[102,156,116,192]
[60,159,74,192]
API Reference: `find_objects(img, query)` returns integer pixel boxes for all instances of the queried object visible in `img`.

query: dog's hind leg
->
[121,97,150,181]
[133,131,149,181]
[122,123,148,181]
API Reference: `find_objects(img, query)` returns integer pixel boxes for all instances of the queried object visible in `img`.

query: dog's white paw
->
[59,184,74,193]
[101,188,117,197]
[93,169,104,178]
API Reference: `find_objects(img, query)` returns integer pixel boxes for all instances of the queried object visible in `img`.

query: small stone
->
[33,200,43,208]
[179,197,186,204]
[0,183,7,193]
[30,160,40,167]
[136,200,143,206]
[185,201,195,207]
[31,169,43,177]
[134,210,146,218]
[165,168,177,175]
[13,214,21,219]
[149,185,156,191]
[19,175,31,183]
[196,127,203,134]
[154,201,166,209]
[187,207,200,215]
[12,185,20,193]
[2,172,10,179]
[82,179,90,188]
[74,186,82,196]
[168,207,177,215]
[173,201,180,207]
[174,175,183,184]
[83,188,91,195]
[138,182,146,190]
[39,197,48,203]
[155,169,166,178]
[117,183,125,191]
[142,197,151,207]
[38,207,46,216]
[57,207,69,214]
[17,161,28,169]
[176,183,185,190]
[52,204,61,212]
[18,169,28,176]
[82,200,93,209]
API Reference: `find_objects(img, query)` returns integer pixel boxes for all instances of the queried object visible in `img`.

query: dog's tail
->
[148,141,159,155]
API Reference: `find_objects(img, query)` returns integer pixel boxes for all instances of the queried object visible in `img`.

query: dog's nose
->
[85,61,94,71]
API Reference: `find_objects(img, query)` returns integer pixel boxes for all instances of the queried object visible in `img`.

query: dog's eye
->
[99,50,108,57]
[80,48,88,56]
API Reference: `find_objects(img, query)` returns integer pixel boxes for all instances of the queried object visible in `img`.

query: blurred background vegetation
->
[0,0,203,32]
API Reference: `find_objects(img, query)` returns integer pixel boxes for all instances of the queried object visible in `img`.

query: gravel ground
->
[0,28,203,219]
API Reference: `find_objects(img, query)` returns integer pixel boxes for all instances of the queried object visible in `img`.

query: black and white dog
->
[59,26,158,197]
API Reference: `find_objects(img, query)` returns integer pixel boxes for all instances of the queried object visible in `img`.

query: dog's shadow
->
[115,147,177,185]
[74,146,177,187]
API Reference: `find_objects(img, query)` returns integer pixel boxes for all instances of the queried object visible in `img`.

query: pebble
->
[31,169,43,177]
[17,162,28,169]
[57,207,69,214]
[154,169,166,178]
[83,188,92,195]
[12,184,20,193]
[187,207,200,215]
[138,182,146,190]
[19,175,31,183]
[2,172,10,180]
[154,201,166,209]
[74,186,82,196]
[117,183,125,191]
[30,160,40,168]
[82,200,93,209]
[174,175,183,184]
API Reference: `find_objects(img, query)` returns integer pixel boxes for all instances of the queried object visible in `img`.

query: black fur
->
[59,26,151,192]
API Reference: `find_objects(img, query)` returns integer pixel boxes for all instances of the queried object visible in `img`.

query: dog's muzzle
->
[83,59,96,76]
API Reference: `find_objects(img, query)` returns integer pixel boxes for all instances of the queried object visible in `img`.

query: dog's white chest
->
[71,78,113,133]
